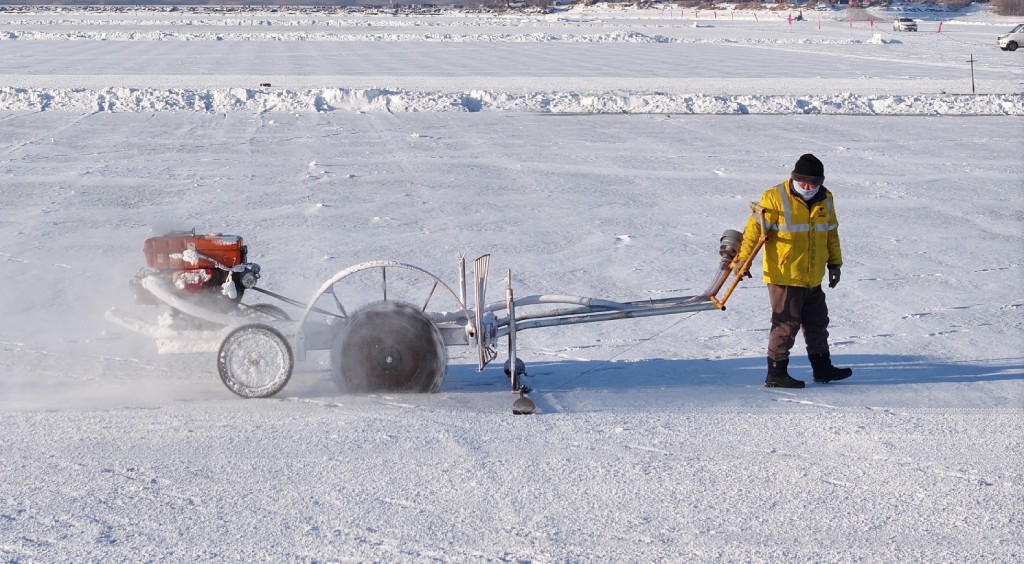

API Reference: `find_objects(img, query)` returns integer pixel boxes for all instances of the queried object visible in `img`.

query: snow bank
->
[2,86,1019,115]
[0,29,680,43]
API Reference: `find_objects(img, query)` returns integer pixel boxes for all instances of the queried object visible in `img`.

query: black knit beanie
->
[791,153,825,185]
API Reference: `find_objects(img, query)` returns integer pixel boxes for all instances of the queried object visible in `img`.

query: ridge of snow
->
[2,86,1020,115]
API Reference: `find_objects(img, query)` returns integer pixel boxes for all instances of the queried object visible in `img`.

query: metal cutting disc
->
[331,301,447,393]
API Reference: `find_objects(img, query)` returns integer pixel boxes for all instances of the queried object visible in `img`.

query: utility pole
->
[967,54,977,94]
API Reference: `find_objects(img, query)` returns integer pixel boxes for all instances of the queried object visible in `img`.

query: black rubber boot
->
[765,357,805,388]
[809,352,853,383]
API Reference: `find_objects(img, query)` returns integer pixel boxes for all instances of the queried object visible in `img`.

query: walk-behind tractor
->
[107,207,768,414]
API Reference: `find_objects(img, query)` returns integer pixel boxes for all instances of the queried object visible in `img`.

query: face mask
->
[793,181,820,201]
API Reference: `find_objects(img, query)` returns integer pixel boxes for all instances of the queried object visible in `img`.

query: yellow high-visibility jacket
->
[738,179,843,288]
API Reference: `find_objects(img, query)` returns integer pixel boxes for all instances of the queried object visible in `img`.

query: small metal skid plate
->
[512,395,537,415]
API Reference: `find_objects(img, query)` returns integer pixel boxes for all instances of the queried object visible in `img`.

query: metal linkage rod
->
[496,300,718,336]
[250,287,344,319]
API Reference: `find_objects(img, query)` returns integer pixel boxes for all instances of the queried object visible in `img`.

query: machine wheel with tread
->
[218,324,293,398]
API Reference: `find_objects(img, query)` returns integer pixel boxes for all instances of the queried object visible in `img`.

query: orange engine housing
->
[144,232,246,270]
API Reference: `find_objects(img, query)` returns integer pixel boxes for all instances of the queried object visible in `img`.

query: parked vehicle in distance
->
[997,23,1023,51]
[892,17,917,32]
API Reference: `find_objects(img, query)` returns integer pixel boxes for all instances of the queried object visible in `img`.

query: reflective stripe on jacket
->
[738,179,843,288]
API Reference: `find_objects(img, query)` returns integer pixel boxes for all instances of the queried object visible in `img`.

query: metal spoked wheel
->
[297,260,472,329]
[330,301,447,393]
[218,324,293,398]
[297,261,473,393]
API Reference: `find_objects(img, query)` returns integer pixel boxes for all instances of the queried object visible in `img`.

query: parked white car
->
[997,23,1023,51]
[892,18,917,32]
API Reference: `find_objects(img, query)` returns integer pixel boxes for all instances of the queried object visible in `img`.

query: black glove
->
[828,265,841,288]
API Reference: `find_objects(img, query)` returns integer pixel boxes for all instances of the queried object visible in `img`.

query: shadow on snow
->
[440,354,1024,394]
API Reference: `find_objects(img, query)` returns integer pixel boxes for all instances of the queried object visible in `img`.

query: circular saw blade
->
[332,301,447,393]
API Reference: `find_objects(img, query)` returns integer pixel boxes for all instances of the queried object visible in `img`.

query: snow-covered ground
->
[1,3,1022,561]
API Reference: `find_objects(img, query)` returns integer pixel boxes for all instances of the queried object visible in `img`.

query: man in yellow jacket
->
[737,154,853,388]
